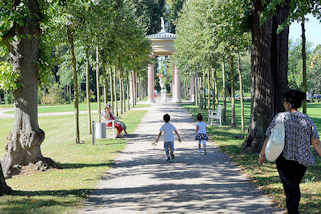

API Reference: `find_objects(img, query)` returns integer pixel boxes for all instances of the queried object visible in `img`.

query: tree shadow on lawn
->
[9,188,93,198]
[1,189,91,214]
[0,198,76,214]
[58,161,114,169]
[208,129,244,141]
[300,192,321,213]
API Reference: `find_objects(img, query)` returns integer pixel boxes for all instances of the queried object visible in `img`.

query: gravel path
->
[78,103,284,214]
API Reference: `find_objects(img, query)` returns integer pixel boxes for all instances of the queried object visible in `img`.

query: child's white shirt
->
[196,121,207,134]
[160,122,176,142]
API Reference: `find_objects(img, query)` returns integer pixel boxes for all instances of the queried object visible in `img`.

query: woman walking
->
[259,89,321,214]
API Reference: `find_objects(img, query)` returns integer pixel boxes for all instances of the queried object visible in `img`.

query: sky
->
[289,14,321,48]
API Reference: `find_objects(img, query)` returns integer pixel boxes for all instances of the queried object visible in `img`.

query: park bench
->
[103,120,117,139]
[208,104,222,126]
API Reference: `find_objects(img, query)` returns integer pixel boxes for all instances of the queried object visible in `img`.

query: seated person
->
[102,104,128,137]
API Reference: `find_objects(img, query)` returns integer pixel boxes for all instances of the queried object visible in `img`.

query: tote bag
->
[265,122,285,162]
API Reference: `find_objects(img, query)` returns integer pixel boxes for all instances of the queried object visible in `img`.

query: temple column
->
[129,71,134,106]
[190,75,195,102]
[173,63,181,102]
[148,62,155,103]
[171,62,175,99]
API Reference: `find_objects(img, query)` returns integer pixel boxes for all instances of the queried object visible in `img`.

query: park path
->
[79,102,283,214]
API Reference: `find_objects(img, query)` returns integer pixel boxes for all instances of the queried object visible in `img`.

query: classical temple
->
[146,18,181,103]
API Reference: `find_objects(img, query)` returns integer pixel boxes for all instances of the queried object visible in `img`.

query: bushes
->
[40,83,64,104]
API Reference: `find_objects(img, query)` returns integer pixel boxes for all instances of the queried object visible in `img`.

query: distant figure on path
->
[155,114,182,161]
[195,113,208,155]
[102,104,128,137]
[259,89,321,214]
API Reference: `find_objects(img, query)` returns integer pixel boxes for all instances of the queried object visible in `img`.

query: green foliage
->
[175,0,251,76]
[0,61,20,92]
[40,83,64,104]
[309,45,321,94]
[287,39,321,92]
[166,0,185,33]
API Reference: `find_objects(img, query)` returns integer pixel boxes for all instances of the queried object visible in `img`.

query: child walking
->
[155,114,182,161]
[195,113,208,155]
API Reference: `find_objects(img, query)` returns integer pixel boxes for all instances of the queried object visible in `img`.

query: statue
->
[157,56,167,104]
[161,17,166,33]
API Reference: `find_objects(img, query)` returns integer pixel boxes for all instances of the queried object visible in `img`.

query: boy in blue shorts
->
[155,114,182,161]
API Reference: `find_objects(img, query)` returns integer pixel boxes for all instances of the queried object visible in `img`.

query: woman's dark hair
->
[283,89,306,109]
[197,113,203,121]
[163,114,170,122]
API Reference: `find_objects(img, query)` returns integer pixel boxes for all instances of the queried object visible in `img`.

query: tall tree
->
[243,0,321,151]
[0,0,61,180]
[301,16,307,114]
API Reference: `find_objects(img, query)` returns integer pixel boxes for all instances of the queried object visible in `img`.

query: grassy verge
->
[183,101,321,213]
[3,102,150,114]
[0,104,13,109]
[0,110,147,214]
[133,104,150,108]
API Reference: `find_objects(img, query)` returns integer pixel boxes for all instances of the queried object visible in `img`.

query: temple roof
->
[147,31,176,40]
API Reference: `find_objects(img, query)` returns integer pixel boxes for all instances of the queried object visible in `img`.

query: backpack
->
[265,122,285,162]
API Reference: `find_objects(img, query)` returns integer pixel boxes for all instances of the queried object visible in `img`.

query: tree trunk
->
[127,71,130,111]
[133,71,137,106]
[214,68,219,106]
[136,73,141,101]
[102,56,108,106]
[120,68,124,115]
[238,53,245,133]
[0,164,11,195]
[85,45,92,134]
[96,46,101,122]
[130,71,134,107]
[211,68,215,110]
[110,66,114,108]
[67,28,80,144]
[1,1,59,180]
[230,55,236,127]
[195,74,198,106]
[207,69,211,109]
[301,16,307,114]
[114,67,118,116]
[242,1,289,152]
[222,57,227,123]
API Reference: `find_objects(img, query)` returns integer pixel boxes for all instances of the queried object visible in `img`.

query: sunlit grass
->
[0,110,146,214]
[183,101,321,213]
[3,101,149,114]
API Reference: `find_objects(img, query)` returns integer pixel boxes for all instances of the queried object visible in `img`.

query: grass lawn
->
[3,102,150,114]
[0,104,13,109]
[183,100,321,213]
[0,109,147,214]
[133,104,151,108]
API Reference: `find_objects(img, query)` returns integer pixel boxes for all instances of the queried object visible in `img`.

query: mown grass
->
[133,103,151,108]
[0,104,13,109]
[0,109,147,214]
[183,100,321,213]
[3,102,150,114]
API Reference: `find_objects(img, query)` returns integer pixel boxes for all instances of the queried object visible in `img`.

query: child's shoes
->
[170,153,175,160]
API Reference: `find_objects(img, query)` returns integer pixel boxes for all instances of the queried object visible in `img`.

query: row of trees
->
[288,41,321,95]
[174,0,321,152]
[0,0,176,194]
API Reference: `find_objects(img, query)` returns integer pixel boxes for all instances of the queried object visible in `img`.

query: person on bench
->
[102,104,128,137]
